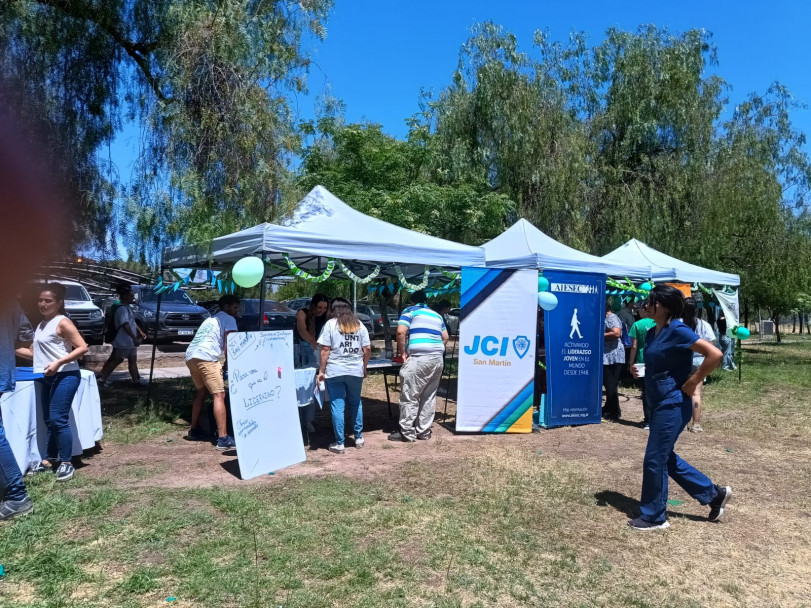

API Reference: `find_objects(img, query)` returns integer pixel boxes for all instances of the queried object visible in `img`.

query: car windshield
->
[286,299,309,311]
[241,300,293,314]
[140,289,195,305]
[63,285,90,301]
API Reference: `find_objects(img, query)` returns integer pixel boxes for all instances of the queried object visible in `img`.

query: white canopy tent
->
[482,219,652,279]
[162,185,484,279]
[601,238,740,286]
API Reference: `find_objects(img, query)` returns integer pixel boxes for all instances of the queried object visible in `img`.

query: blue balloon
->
[538,276,550,292]
[538,291,558,311]
[640,282,653,292]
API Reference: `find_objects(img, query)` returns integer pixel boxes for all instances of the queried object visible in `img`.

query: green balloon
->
[538,276,550,292]
[736,327,750,340]
[640,282,653,292]
[232,256,265,288]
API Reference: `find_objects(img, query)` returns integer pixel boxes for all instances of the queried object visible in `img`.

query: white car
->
[27,280,105,344]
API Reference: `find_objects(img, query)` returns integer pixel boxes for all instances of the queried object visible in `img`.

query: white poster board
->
[456,268,537,433]
[226,330,305,479]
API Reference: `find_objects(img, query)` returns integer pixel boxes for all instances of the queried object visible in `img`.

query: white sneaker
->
[328,443,345,454]
[355,437,365,448]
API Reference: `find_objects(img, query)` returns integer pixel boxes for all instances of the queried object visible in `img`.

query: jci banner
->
[541,270,605,427]
[456,268,537,433]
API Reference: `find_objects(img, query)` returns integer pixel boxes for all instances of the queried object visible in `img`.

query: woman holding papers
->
[317,298,371,454]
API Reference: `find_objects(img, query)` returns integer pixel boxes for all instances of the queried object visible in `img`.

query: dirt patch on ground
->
[82,382,659,491]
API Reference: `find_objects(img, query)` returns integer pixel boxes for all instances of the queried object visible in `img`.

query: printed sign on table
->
[226,330,305,479]
[456,268,537,433]
[541,270,606,427]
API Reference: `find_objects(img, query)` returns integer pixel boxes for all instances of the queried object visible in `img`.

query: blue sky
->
[110,0,810,197]
[299,0,810,139]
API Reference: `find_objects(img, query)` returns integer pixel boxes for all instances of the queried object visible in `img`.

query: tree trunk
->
[773,313,782,343]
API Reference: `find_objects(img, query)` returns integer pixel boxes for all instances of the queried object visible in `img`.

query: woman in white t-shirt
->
[682,298,717,433]
[317,299,371,454]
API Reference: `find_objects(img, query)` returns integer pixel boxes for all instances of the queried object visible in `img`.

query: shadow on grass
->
[595,490,639,517]
[609,417,645,429]
[594,490,707,522]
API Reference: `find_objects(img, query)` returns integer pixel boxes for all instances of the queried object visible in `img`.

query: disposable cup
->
[318,380,326,392]
[633,363,646,378]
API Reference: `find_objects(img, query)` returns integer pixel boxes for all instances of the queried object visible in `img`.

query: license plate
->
[178,329,194,336]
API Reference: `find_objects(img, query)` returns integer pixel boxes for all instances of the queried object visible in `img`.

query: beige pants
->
[398,353,444,440]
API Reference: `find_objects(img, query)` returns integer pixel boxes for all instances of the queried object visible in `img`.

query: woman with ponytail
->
[628,285,729,530]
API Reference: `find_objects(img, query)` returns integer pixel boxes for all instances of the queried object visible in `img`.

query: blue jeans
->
[0,399,27,501]
[325,375,363,445]
[297,343,318,368]
[39,371,80,463]
[719,335,736,370]
[640,395,718,523]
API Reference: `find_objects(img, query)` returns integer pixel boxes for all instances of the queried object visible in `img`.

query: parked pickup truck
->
[130,285,210,342]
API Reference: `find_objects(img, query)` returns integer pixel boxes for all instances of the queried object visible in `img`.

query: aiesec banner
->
[456,268,537,433]
[542,270,605,427]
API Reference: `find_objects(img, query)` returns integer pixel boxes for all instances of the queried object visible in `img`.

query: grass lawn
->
[1,339,810,607]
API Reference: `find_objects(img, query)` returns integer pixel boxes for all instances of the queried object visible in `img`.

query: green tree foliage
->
[1,0,332,259]
[420,22,811,315]
[298,118,514,245]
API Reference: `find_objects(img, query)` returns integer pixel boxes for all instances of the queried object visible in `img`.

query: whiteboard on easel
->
[226,330,305,479]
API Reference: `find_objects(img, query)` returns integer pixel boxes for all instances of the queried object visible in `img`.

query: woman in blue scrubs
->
[629,285,731,530]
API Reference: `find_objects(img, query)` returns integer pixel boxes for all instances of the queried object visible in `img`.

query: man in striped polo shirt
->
[388,291,449,442]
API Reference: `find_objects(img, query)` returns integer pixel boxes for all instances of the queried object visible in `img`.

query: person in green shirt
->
[629,304,656,429]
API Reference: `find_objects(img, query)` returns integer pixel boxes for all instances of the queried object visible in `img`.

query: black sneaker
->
[55,462,74,482]
[187,427,210,442]
[387,431,414,443]
[708,486,732,522]
[0,496,34,521]
[627,517,670,531]
[26,462,48,476]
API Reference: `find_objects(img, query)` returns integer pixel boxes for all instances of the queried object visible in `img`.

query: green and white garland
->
[283,254,335,283]
[394,264,430,292]
[337,260,381,284]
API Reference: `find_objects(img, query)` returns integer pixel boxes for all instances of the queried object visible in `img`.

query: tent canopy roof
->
[601,239,740,286]
[162,186,484,278]
[482,219,652,279]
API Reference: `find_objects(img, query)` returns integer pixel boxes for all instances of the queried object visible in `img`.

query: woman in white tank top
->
[19,284,88,481]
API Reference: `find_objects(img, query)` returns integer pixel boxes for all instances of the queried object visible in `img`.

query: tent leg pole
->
[146,276,163,403]
[443,328,458,423]
[258,253,266,331]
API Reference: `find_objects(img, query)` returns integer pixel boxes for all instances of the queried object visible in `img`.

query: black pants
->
[602,363,623,419]
[637,377,651,423]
